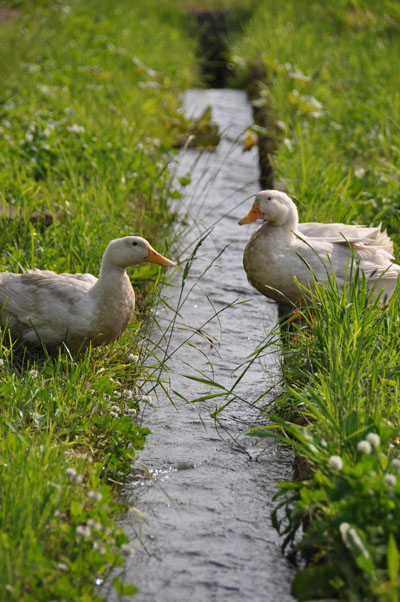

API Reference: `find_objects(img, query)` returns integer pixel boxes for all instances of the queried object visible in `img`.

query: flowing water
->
[110,89,296,601]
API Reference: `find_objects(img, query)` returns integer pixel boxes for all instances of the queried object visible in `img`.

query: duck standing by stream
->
[239,190,399,306]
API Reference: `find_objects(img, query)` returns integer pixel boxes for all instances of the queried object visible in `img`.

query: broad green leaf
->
[70,500,83,518]
[113,577,139,596]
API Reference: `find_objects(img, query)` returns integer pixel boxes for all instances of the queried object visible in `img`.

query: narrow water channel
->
[112,89,296,601]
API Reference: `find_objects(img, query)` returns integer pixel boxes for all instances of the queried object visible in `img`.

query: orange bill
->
[238,202,263,225]
[145,247,176,267]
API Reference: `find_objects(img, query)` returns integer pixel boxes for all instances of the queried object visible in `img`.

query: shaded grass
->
[0,0,199,599]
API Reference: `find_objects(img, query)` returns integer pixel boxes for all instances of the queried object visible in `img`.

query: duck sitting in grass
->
[0,236,175,350]
[238,190,399,306]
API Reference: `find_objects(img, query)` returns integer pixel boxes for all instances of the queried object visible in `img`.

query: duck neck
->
[261,211,299,242]
[276,200,299,231]
[285,209,299,232]
[95,257,129,296]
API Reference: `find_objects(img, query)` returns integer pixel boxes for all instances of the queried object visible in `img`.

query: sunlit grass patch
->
[229,2,400,597]
[231,0,400,232]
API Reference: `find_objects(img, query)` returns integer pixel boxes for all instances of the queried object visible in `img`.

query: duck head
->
[238,190,299,229]
[105,236,176,268]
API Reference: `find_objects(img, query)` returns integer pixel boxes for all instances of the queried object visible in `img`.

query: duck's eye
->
[267,196,271,200]
[132,241,138,246]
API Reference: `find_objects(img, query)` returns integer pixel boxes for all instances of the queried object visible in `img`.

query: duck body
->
[0,236,174,350]
[298,222,394,255]
[240,190,399,306]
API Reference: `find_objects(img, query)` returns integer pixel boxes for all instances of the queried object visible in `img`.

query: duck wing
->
[0,270,97,346]
[59,272,98,285]
[295,237,400,301]
[299,222,394,256]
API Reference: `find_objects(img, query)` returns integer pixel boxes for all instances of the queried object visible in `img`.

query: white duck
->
[0,236,175,350]
[238,190,399,306]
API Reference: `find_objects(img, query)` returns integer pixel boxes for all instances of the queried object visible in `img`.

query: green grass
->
[230,1,400,599]
[251,277,400,601]
[3,0,400,599]
[0,0,199,599]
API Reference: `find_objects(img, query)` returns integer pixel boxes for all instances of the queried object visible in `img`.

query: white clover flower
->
[93,542,105,554]
[109,410,119,418]
[125,407,137,416]
[0,359,5,367]
[354,166,366,179]
[29,369,39,378]
[357,440,372,455]
[112,390,121,399]
[67,124,85,134]
[75,452,93,463]
[127,353,139,363]
[366,433,381,449]
[328,455,343,471]
[88,491,102,502]
[65,467,77,479]
[87,519,103,531]
[56,562,68,571]
[283,137,294,152]
[76,525,91,538]
[384,474,397,488]
[123,389,133,400]
[141,395,153,406]
[110,405,120,413]
[391,458,400,473]
[65,467,83,483]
